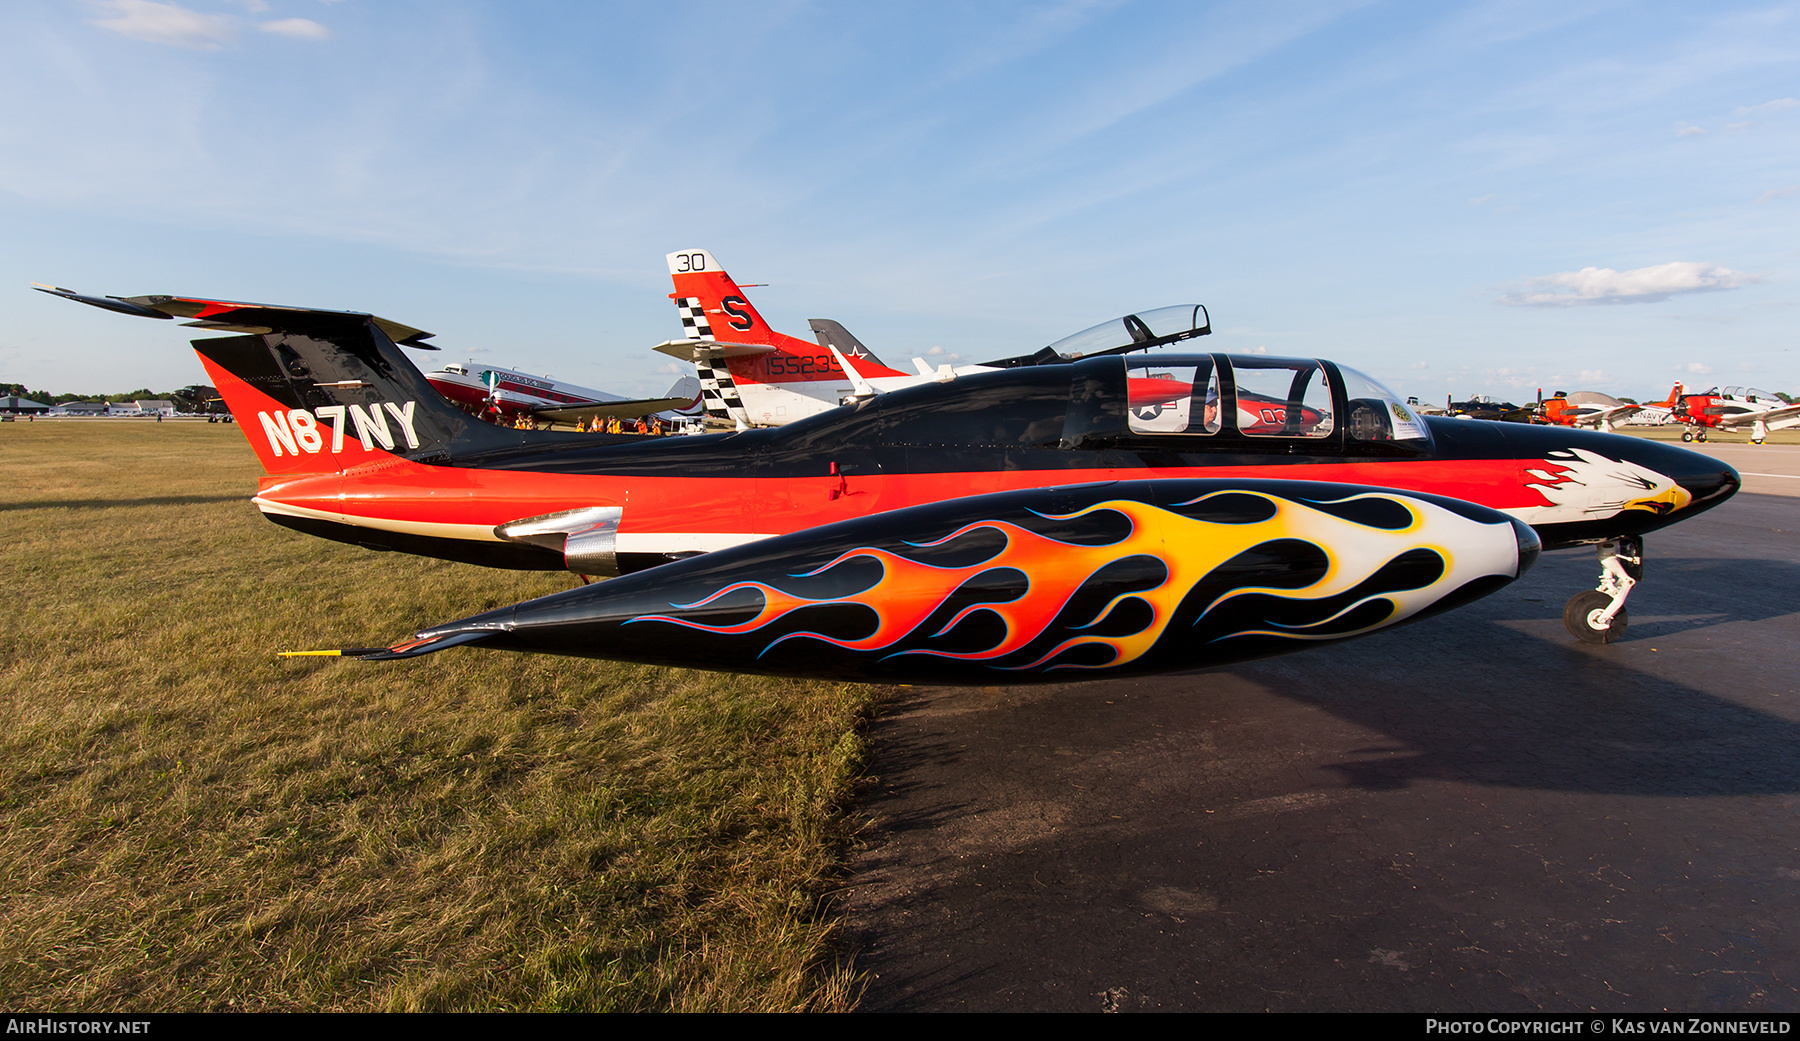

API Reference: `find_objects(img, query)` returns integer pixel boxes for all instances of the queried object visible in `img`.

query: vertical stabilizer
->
[190,316,520,475]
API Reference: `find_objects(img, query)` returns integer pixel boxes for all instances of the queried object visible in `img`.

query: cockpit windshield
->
[1337,364,1428,441]
[1042,304,1212,360]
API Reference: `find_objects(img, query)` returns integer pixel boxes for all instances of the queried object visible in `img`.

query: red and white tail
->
[665,248,909,372]
[666,249,810,350]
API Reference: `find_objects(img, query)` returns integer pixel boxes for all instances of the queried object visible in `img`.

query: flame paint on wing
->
[628,490,1523,673]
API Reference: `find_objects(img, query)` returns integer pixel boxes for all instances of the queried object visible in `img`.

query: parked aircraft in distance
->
[1533,385,1684,433]
[1535,391,1644,433]
[424,361,701,427]
[1445,396,1531,422]
[654,249,1210,426]
[1672,385,1800,444]
[40,287,1738,680]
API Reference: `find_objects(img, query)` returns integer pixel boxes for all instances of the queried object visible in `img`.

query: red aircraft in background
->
[654,249,917,427]
[1671,384,1800,444]
[1533,386,1680,433]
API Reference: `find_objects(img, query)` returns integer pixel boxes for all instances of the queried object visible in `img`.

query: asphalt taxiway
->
[842,446,1800,1012]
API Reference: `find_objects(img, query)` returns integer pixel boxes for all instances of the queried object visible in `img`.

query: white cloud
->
[89,0,235,49]
[1499,262,1761,307]
[1756,185,1800,205]
[1675,123,1704,137]
[1676,362,1714,375]
[1736,98,1799,115]
[260,18,330,41]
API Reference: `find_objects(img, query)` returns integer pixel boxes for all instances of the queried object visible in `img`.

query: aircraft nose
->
[1623,439,1740,514]
[1674,458,1741,508]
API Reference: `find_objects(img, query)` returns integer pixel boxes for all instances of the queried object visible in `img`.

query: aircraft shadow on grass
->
[0,494,246,513]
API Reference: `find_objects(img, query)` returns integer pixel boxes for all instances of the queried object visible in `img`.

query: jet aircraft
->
[654,249,1211,426]
[38,287,1740,681]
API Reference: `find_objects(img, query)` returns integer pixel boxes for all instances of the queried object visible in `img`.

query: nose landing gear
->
[1564,535,1643,644]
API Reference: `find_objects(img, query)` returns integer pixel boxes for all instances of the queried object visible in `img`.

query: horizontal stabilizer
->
[651,338,778,361]
[36,286,438,349]
[532,396,700,423]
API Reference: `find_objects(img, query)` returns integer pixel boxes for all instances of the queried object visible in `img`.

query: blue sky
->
[2,0,1796,404]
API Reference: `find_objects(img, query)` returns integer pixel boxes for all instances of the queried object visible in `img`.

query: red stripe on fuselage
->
[257,456,1570,540]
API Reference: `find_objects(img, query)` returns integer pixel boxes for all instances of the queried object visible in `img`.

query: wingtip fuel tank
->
[351,479,1539,684]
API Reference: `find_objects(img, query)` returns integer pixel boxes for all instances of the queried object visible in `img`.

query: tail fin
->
[39,289,519,475]
[807,318,891,369]
[667,249,796,348]
[193,317,520,475]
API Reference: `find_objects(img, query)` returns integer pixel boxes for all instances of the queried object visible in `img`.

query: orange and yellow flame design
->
[633,491,1521,673]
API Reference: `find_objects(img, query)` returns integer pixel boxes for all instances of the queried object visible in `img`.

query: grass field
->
[0,421,880,1011]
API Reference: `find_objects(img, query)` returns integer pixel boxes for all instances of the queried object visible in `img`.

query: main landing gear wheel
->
[1681,430,1694,442]
[1564,590,1628,644]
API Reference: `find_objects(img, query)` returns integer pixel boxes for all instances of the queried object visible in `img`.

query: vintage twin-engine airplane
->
[422,361,701,426]
[1672,384,1800,444]
[654,249,1211,427]
[38,286,1739,680]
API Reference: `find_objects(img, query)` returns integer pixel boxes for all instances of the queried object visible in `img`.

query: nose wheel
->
[1564,535,1642,644]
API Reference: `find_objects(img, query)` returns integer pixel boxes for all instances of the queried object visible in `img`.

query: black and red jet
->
[39,287,1739,678]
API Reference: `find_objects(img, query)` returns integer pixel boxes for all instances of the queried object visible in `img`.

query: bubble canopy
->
[1041,305,1212,360]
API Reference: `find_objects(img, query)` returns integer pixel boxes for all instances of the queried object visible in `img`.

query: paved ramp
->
[843,492,1800,1012]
